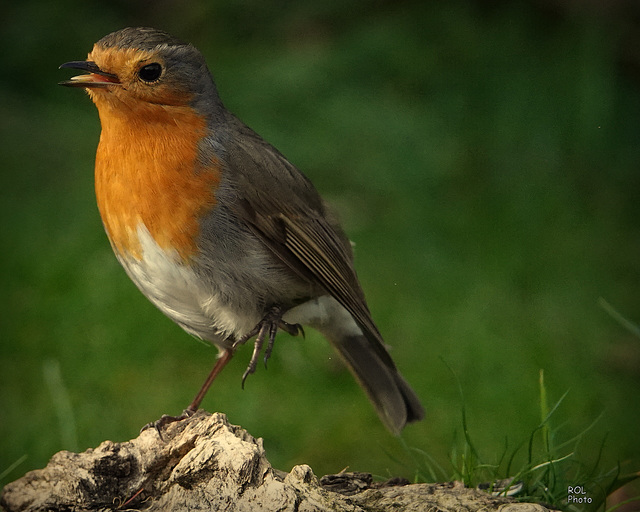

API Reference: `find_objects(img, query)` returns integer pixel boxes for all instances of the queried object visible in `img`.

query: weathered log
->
[1,411,553,511]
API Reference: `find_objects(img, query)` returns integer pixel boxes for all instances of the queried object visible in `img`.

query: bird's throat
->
[94,102,221,262]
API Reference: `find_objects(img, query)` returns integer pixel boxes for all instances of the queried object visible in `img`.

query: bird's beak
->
[59,61,120,88]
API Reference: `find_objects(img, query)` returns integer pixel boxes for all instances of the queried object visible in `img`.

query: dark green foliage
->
[1,2,638,507]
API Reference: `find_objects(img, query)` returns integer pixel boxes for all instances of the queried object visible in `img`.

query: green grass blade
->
[0,454,28,483]
[599,298,640,339]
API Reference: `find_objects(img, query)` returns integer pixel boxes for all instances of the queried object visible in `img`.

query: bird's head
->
[60,27,220,115]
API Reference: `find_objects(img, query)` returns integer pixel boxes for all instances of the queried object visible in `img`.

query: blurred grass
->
[1,0,639,494]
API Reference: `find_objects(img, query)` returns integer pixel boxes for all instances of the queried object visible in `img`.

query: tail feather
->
[332,333,425,435]
[285,295,424,434]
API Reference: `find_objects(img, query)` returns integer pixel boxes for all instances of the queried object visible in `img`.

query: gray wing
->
[221,117,397,369]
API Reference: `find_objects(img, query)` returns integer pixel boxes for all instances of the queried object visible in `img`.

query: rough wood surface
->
[1,411,553,511]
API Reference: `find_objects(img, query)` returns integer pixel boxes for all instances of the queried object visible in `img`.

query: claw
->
[263,321,278,369]
[279,320,303,337]
[240,322,268,388]
[233,306,303,387]
[141,408,195,441]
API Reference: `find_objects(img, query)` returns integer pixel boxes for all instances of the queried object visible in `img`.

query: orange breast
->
[94,101,220,261]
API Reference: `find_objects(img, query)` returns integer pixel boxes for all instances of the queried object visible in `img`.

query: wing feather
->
[222,119,396,367]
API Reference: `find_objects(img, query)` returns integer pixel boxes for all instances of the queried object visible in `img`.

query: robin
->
[60,27,424,434]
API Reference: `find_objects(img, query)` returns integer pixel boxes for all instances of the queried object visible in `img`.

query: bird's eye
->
[138,63,163,82]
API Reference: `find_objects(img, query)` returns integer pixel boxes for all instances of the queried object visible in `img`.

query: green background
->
[1,0,639,499]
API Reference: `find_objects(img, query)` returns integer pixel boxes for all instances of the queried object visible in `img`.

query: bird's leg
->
[261,321,279,369]
[143,306,302,438]
[232,305,303,387]
[142,350,233,438]
[186,349,234,412]
[239,321,269,387]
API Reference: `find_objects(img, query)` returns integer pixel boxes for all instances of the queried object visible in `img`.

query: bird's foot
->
[141,407,196,440]
[232,305,304,387]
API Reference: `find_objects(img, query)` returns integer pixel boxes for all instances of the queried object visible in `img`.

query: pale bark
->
[1,411,554,512]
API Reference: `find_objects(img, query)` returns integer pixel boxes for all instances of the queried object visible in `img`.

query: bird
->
[59,27,424,435]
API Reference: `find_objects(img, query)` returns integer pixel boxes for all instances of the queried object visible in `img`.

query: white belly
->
[116,224,260,347]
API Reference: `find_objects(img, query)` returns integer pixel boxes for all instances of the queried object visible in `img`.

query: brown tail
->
[285,296,424,434]
[330,332,424,435]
